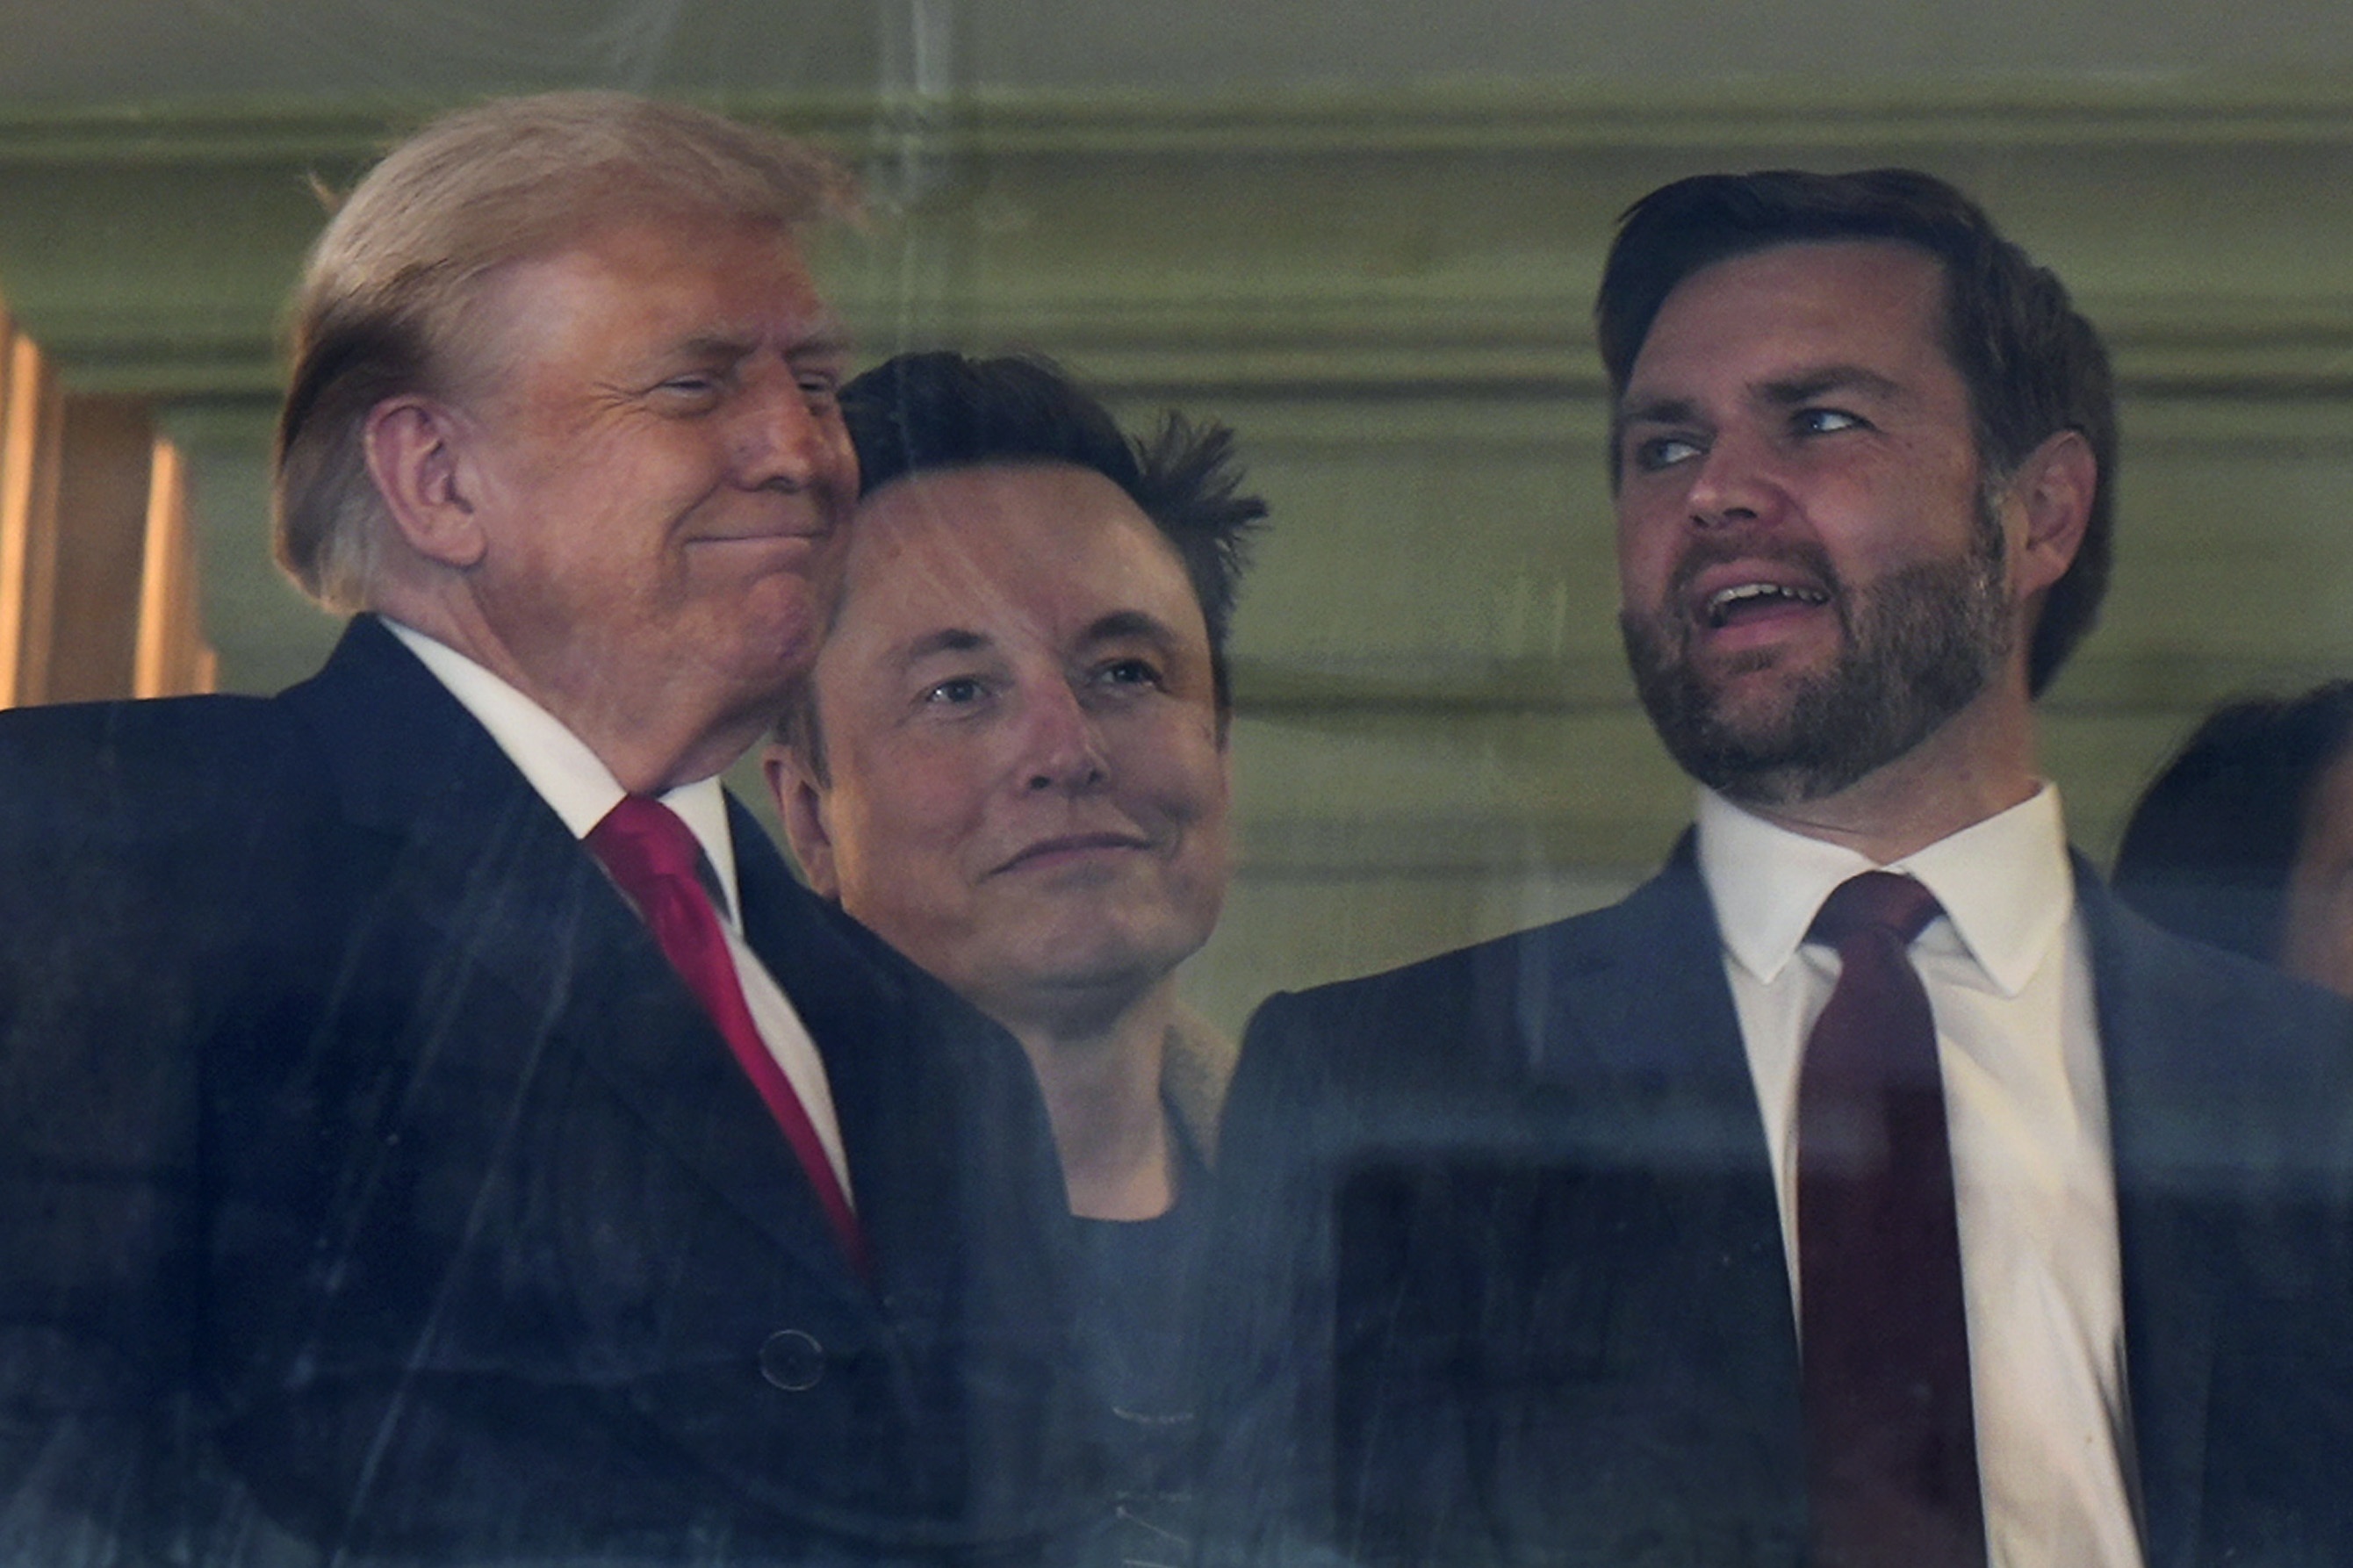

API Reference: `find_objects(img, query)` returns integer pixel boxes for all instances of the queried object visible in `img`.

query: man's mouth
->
[1702,580,1831,629]
[691,521,833,546]
[994,832,1152,874]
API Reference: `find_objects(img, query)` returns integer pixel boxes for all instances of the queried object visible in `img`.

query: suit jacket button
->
[759,1328,826,1392]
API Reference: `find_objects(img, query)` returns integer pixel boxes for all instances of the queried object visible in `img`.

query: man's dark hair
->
[2112,681,2353,966]
[1594,168,2116,696]
[782,351,1265,775]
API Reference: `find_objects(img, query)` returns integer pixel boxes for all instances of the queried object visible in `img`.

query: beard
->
[1620,507,2012,807]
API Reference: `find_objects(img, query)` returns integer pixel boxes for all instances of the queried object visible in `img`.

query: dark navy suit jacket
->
[1203,844,2353,1566]
[0,617,1093,1565]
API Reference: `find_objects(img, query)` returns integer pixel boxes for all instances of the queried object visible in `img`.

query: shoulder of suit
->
[0,696,327,972]
[0,689,280,751]
[2090,875,2353,1039]
[0,692,311,829]
[2081,883,2353,1206]
[1235,892,1662,1104]
[1255,884,1667,1029]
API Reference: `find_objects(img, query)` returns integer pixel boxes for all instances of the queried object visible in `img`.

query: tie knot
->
[1810,870,1941,951]
[587,795,705,890]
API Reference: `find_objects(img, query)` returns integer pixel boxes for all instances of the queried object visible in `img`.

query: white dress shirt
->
[1695,785,2140,1567]
[388,621,853,1202]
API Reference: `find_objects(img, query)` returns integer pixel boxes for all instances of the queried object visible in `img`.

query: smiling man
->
[768,350,1263,1566]
[1203,170,2353,1566]
[0,96,1087,1564]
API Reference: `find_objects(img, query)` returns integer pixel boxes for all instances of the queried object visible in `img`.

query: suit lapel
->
[1560,849,2216,1557]
[277,617,867,1302]
[732,801,1080,1403]
[729,796,965,1308]
[1523,839,1783,1181]
[1509,843,1805,1528]
[2080,868,2216,1564]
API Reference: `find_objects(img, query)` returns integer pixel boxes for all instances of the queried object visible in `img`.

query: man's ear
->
[363,395,488,570]
[2006,428,2097,601]
[766,743,840,898]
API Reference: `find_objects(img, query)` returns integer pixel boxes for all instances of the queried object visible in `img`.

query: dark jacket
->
[1202,844,2353,1566]
[0,616,1095,1565]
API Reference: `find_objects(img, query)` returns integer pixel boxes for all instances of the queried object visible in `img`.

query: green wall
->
[9,84,2353,1032]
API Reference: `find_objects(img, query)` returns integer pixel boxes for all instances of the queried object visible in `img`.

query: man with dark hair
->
[1205,169,2353,1565]
[767,350,1264,1567]
[778,349,1261,750]
[1594,168,2117,700]
[0,97,1087,1564]
[774,349,1264,1213]
[2114,680,2353,992]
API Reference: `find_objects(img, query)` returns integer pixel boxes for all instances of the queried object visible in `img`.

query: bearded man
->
[1200,169,2353,1568]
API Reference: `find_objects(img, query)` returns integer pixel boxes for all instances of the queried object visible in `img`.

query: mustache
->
[1664,535,1845,606]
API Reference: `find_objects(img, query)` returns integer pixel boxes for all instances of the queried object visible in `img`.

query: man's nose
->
[738,379,853,496]
[1020,680,1111,795]
[1684,430,1788,531]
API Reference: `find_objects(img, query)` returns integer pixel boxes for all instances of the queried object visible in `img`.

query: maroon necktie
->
[1796,871,1985,1567]
[587,796,869,1277]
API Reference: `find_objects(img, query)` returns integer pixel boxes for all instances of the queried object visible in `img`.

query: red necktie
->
[1796,871,1985,1567]
[587,796,869,1277]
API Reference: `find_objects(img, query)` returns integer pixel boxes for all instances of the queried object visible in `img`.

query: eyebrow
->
[1616,394,1702,431]
[886,613,1184,673]
[1614,364,1912,442]
[670,333,756,363]
[1755,364,1908,407]
[787,327,853,362]
[894,628,991,669]
[1078,610,1184,651]
[668,324,853,363]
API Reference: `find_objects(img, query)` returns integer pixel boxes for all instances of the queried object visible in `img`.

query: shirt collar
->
[1696,782,2074,996]
[385,620,741,921]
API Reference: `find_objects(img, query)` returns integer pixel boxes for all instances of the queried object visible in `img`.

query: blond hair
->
[273,91,856,610]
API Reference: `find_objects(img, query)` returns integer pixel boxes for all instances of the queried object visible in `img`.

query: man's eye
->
[654,373,725,404]
[922,676,987,707]
[1629,434,1702,474]
[1795,407,1866,435]
[1095,658,1163,691]
[795,370,841,405]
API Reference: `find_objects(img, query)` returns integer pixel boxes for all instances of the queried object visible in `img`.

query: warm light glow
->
[0,331,56,709]
[134,435,190,698]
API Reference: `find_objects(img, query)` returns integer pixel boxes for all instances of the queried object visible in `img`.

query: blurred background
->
[5,0,2353,1033]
